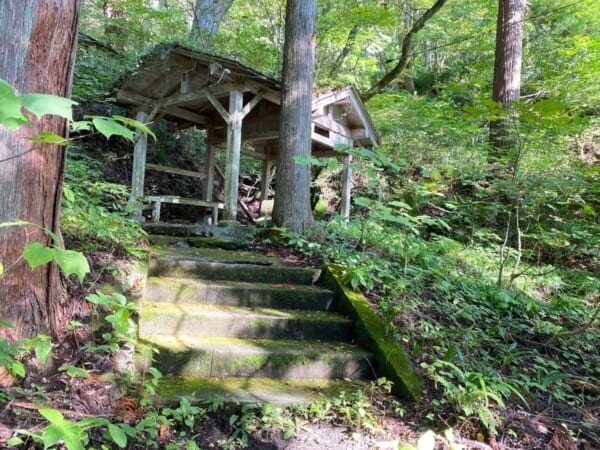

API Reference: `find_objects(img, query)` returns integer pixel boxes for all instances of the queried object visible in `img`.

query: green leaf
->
[11,361,25,377]
[293,155,325,166]
[59,365,90,378]
[333,143,351,152]
[353,197,372,207]
[0,79,29,129]
[23,242,56,269]
[54,249,90,283]
[91,117,135,141]
[4,438,24,446]
[25,130,68,145]
[0,262,3,277]
[39,408,65,425]
[70,121,93,132]
[59,427,85,450]
[21,93,76,121]
[35,340,53,365]
[0,220,29,228]
[108,423,128,448]
[327,157,338,171]
[112,115,156,141]
[42,423,65,447]
[0,320,15,328]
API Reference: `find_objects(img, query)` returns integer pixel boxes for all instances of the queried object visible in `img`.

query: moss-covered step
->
[152,246,278,265]
[149,257,318,285]
[320,264,423,401]
[141,336,372,379]
[151,376,369,407]
[139,302,354,341]
[145,277,335,310]
[148,235,249,250]
[143,223,247,239]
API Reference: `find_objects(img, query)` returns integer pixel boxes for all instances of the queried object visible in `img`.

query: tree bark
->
[362,0,448,101]
[272,0,316,234]
[489,0,525,153]
[0,1,81,347]
[191,0,234,47]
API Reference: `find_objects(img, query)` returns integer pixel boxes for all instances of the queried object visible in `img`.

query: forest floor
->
[1,240,597,450]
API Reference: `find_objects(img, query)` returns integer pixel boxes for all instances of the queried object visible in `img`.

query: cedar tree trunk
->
[489,0,525,154]
[0,1,81,349]
[192,0,234,47]
[272,0,316,234]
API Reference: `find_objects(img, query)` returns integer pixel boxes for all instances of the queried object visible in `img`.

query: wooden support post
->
[224,90,243,221]
[203,141,217,224]
[129,111,148,218]
[341,154,352,219]
[152,201,161,223]
[260,156,272,205]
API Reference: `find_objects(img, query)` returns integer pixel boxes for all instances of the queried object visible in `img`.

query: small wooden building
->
[116,45,380,223]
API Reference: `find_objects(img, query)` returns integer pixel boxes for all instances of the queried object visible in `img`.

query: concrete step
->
[139,302,354,341]
[152,376,368,406]
[145,277,335,311]
[142,336,373,380]
[149,258,318,285]
[148,248,320,285]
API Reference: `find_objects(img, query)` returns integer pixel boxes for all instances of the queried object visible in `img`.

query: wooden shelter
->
[116,45,380,223]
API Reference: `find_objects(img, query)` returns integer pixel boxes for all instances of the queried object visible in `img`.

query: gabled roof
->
[116,45,379,158]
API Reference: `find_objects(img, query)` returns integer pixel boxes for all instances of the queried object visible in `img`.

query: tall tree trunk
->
[489,0,525,154]
[191,0,234,47]
[0,1,81,349]
[272,0,316,234]
[362,0,448,101]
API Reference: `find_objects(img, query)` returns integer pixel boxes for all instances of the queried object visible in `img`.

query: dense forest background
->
[0,0,598,448]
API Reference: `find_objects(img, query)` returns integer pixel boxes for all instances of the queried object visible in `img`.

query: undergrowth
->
[269,215,600,438]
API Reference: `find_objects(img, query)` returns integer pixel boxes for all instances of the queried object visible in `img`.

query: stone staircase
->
[139,244,375,405]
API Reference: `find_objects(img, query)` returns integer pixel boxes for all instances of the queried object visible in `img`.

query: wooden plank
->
[145,195,223,209]
[146,163,205,179]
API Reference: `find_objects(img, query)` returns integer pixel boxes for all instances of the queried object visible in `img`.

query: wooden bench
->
[145,195,223,224]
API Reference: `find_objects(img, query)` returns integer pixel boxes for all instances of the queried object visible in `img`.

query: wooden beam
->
[204,142,216,197]
[181,72,192,94]
[223,90,243,221]
[207,92,232,124]
[163,83,236,109]
[311,129,353,148]
[244,80,281,105]
[128,111,148,217]
[241,149,268,160]
[117,90,151,106]
[163,107,211,127]
[146,163,205,178]
[241,90,266,118]
[312,115,352,139]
